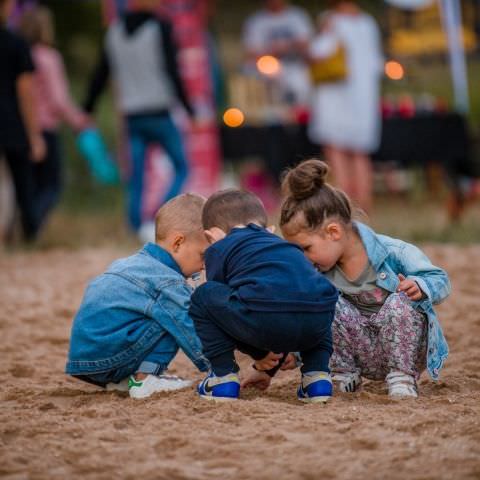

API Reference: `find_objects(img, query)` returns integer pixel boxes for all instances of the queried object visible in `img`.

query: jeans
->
[34,131,62,226]
[72,331,180,387]
[1,133,62,240]
[136,331,180,376]
[126,112,189,230]
[1,145,40,240]
[189,281,334,376]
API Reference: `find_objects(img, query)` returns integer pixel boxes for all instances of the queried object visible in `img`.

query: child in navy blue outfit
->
[189,189,339,402]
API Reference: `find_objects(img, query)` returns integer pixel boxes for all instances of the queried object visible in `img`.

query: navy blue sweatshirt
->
[204,224,339,312]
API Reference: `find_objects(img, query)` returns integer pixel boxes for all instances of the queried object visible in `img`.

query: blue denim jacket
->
[355,222,450,380]
[66,243,209,376]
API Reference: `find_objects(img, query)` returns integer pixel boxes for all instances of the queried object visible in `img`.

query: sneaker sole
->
[129,385,192,399]
[298,396,331,404]
[129,391,151,399]
[198,394,238,402]
[106,382,129,392]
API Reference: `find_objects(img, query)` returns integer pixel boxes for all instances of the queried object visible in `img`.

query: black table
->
[220,113,477,182]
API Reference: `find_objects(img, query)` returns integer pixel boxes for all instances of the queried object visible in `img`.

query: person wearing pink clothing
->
[19,5,89,228]
[32,43,87,133]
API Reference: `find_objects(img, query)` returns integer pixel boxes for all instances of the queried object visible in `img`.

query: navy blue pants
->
[35,131,62,227]
[2,132,62,241]
[1,145,40,240]
[189,281,334,376]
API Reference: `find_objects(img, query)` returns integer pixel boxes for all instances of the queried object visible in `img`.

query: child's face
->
[170,232,209,278]
[283,223,344,272]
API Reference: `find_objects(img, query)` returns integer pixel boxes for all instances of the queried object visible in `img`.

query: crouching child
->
[65,194,210,399]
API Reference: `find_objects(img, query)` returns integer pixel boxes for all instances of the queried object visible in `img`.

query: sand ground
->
[1,245,480,480]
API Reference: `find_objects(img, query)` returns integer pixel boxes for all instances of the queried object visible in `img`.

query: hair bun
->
[283,159,329,200]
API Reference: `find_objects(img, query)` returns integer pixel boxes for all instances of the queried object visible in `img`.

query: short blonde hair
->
[18,5,54,46]
[155,193,206,242]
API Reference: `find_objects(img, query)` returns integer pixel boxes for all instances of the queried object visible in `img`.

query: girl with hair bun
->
[280,159,451,398]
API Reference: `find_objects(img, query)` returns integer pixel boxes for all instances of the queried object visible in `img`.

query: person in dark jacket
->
[0,0,45,241]
[189,189,339,403]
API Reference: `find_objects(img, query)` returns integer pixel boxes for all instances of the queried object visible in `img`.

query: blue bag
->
[76,128,120,185]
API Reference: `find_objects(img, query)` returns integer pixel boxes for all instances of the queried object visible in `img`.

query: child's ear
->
[172,233,186,252]
[266,225,276,234]
[204,227,226,244]
[204,230,215,244]
[325,222,341,241]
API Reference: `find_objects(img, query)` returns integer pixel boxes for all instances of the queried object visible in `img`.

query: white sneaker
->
[386,371,418,399]
[128,374,192,399]
[106,378,130,392]
[332,371,362,393]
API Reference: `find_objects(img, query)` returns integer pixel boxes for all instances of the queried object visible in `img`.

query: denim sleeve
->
[395,242,451,306]
[150,281,210,372]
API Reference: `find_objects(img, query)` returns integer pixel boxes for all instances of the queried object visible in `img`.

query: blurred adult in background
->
[243,0,314,106]
[18,5,90,229]
[308,1,383,212]
[0,0,45,242]
[84,0,194,236]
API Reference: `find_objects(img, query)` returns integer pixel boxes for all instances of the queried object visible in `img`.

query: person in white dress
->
[242,0,314,106]
[308,1,383,211]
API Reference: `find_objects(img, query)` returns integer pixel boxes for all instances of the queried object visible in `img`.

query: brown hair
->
[202,189,267,232]
[280,159,352,234]
[155,193,205,242]
[18,5,54,46]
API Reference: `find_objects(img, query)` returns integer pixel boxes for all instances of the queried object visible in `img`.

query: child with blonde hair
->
[280,159,450,398]
[66,194,210,399]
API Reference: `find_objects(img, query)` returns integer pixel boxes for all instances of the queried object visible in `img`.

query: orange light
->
[223,108,245,128]
[256,55,281,76]
[385,61,404,80]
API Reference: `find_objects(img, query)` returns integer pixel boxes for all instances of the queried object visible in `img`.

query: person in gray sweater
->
[84,0,194,234]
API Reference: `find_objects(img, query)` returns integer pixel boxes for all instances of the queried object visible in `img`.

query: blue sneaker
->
[297,372,333,403]
[197,372,240,401]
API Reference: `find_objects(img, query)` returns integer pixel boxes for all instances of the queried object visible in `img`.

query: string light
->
[223,108,245,128]
[385,60,405,80]
[256,55,281,76]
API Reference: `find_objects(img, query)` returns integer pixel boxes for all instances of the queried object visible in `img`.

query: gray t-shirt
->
[325,261,389,317]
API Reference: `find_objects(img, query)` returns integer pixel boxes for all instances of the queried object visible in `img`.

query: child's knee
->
[193,281,230,305]
[381,293,425,329]
[384,292,415,311]
[334,296,360,321]
[191,282,217,310]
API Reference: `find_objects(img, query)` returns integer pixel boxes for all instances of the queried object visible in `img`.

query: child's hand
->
[254,352,284,371]
[280,353,299,371]
[241,369,272,391]
[397,274,425,301]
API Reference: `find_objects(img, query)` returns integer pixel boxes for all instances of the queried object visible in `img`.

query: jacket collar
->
[143,243,183,276]
[354,221,389,270]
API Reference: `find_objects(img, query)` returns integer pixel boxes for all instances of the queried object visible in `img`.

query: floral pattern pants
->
[330,293,427,380]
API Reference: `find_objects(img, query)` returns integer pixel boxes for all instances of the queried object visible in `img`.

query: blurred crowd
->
[0,0,477,245]
[241,0,383,213]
